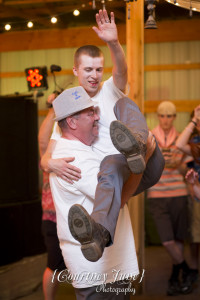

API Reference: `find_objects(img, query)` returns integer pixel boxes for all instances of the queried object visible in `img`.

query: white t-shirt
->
[51,77,125,157]
[50,138,139,288]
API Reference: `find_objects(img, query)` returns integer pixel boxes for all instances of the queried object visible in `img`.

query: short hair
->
[58,113,80,130]
[58,118,68,130]
[74,45,103,68]
[157,101,176,116]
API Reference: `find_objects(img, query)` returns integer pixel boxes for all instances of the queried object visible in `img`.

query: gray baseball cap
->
[53,86,96,121]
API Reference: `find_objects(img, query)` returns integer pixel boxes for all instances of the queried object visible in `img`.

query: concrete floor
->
[1,246,199,300]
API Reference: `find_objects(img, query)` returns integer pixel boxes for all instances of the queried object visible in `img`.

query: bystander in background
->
[147,101,192,296]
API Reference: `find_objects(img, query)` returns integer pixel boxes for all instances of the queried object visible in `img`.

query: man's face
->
[158,114,176,131]
[73,55,104,97]
[74,106,100,145]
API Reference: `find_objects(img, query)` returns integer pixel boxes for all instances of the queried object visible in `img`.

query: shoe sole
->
[68,205,102,262]
[181,285,193,294]
[110,120,145,174]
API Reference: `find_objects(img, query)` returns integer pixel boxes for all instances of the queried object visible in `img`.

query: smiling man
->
[41,9,131,177]
[42,6,164,265]
[73,47,104,97]
[49,86,140,300]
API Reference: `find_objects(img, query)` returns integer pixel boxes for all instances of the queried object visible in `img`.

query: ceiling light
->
[73,10,80,16]
[5,24,11,31]
[27,21,33,28]
[51,17,57,24]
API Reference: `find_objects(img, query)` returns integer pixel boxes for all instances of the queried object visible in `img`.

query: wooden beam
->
[144,18,200,43]
[39,100,200,116]
[2,63,200,78]
[144,63,200,71]
[126,1,144,109]
[0,3,51,27]
[0,18,200,52]
[4,0,125,12]
[126,0,144,292]
[5,0,70,4]
[144,100,200,113]
[0,26,114,52]
[0,67,112,78]
[3,3,94,17]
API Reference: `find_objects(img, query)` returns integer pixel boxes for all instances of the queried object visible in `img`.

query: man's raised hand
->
[92,10,118,44]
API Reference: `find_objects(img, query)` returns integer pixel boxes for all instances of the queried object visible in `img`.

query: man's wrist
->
[47,158,54,173]
[107,39,120,48]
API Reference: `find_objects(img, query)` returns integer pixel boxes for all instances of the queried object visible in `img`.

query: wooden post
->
[126,0,145,293]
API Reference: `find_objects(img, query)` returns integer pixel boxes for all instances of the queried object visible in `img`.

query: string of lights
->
[2,11,78,31]
[0,0,115,31]
[1,0,199,32]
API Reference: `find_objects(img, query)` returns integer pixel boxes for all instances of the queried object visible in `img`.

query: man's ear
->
[73,66,78,77]
[66,116,77,129]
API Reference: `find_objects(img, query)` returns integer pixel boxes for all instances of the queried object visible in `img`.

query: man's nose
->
[91,70,97,78]
[95,113,100,121]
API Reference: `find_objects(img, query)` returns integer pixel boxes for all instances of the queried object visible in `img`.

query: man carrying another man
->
[42,5,163,262]
[50,86,158,299]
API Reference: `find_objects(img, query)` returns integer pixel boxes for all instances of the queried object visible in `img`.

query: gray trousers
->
[91,97,165,242]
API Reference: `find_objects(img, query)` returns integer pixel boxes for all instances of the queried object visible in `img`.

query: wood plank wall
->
[0,18,200,114]
[0,19,200,52]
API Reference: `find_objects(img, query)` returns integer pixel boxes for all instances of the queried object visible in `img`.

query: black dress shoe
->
[110,120,146,174]
[68,204,111,262]
[167,278,181,296]
[180,269,193,294]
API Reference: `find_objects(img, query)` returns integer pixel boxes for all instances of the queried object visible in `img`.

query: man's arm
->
[41,139,81,184]
[175,124,193,155]
[176,104,200,155]
[185,169,200,201]
[92,9,127,92]
[38,108,55,157]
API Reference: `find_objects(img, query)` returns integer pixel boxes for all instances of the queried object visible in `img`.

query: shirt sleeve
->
[51,122,61,141]
[105,76,127,98]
